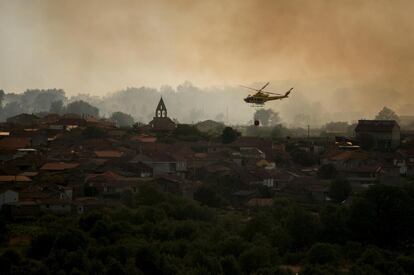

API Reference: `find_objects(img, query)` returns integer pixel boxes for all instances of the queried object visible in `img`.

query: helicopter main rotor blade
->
[258,82,270,92]
[240,85,261,92]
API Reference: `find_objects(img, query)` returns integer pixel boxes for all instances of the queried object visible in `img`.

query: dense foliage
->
[110,112,135,128]
[2,184,414,274]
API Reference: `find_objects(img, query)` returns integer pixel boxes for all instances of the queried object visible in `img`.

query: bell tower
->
[155,97,167,118]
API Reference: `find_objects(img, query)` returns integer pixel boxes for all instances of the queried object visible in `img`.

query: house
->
[155,174,194,197]
[73,197,103,214]
[123,161,153,178]
[6,114,39,126]
[85,170,141,194]
[38,198,72,214]
[240,147,266,160]
[130,151,187,177]
[0,189,19,209]
[394,149,414,176]
[340,165,383,185]
[0,137,32,151]
[230,137,274,161]
[0,175,32,183]
[195,120,224,134]
[282,177,330,202]
[54,117,87,130]
[322,150,372,170]
[147,97,176,132]
[246,197,273,207]
[355,120,400,150]
[243,169,275,187]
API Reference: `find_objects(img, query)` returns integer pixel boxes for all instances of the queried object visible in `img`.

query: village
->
[0,96,413,220]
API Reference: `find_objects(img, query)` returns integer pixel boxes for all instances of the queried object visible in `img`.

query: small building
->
[355,120,400,150]
[148,97,176,132]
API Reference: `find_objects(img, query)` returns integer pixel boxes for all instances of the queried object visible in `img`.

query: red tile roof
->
[0,175,32,182]
[94,150,124,158]
[40,162,79,171]
[0,137,31,150]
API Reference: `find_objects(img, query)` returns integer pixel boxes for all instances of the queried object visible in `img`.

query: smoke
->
[1,0,414,121]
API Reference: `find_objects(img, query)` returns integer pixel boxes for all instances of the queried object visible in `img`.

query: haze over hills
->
[0,82,408,127]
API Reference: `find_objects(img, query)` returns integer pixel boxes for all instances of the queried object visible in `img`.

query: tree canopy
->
[66,100,99,117]
[375,107,399,121]
[110,111,135,127]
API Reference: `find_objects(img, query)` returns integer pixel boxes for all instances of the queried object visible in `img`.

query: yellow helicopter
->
[241,82,293,106]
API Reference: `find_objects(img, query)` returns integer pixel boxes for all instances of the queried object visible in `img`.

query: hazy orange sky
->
[1,0,414,115]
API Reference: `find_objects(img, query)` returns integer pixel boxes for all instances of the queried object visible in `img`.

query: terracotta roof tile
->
[40,162,79,171]
[94,150,124,158]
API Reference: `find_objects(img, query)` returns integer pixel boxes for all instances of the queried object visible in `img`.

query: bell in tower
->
[155,97,167,118]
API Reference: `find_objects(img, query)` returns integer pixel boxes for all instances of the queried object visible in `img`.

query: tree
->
[3,102,24,119]
[306,243,339,265]
[254,109,280,126]
[271,124,289,139]
[110,112,134,127]
[322,121,349,133]
[50,100,65,114]
[0,90,5,108]
[66,100,99,117]
[317,164,338,179]
[328,178,351,203]
[375,107,399,121]
[194,185,222,207]
[349,184,414,246]
[221,127,240,144]
[33,90,66,112]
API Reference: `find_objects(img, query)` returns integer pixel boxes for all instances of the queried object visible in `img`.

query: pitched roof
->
[0,175,32,182]
[329,150,369,161]
[0,137,31,150]
[56,118,87,126]
[247,198,273,207]
[130,135,157,143]
[94,150,124,158]
[40,162,79,171]
[85,170,124,182]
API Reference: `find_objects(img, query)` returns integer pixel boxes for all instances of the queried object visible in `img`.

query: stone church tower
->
[155,97,168,118]
[148,97,176,132]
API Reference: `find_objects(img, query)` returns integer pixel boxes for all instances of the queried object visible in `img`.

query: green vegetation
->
[221,127,241,144]
[2,184,414,274]
[110,112,135,128]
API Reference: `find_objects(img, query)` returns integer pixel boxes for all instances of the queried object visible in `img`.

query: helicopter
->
[241,82,293,106]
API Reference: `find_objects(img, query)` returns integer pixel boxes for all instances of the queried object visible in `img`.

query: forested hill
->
[0,84,253,124]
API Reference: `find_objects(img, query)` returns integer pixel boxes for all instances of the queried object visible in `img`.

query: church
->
[148,97,176,132]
